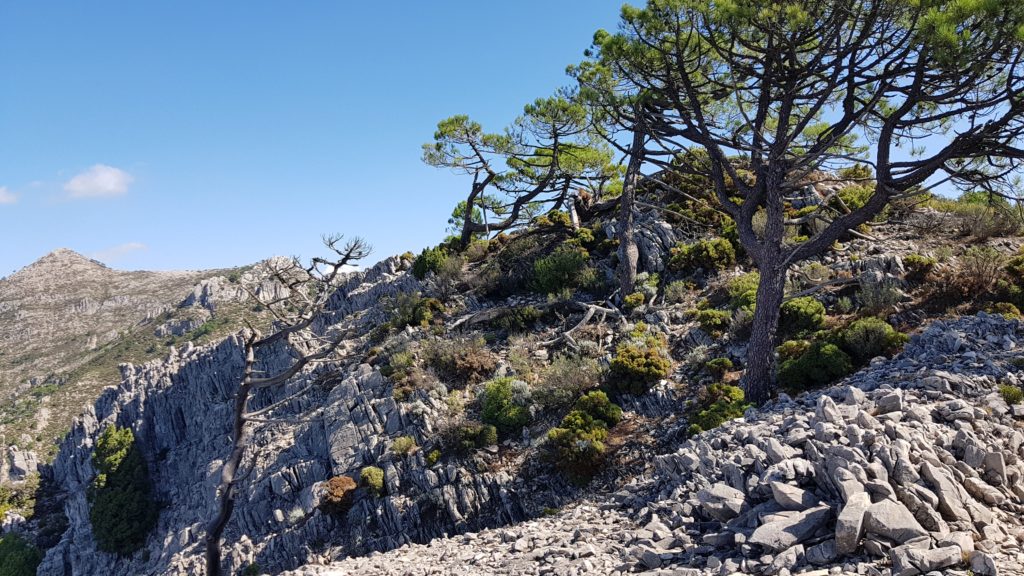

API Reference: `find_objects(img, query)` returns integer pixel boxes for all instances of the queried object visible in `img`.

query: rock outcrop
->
[37,256,565,576]
[280,313,1024,576]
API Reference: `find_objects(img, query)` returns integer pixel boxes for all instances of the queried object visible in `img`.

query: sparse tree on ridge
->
[576,0,1024,404]
[423,93,622,247]
[204,235,370,576]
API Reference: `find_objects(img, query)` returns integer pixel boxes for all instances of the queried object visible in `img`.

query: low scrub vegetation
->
[360,466,385,497]
[607,330,672,396]
[687,383,749,435]
[479,378,532,436]
[546,391,622,481]
[669,238,736,274]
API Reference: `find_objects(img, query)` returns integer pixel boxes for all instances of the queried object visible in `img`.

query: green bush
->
[573,390,622,427]
[608,342,672,395]
[390,436,418,456]
[0,533,42,576]
[696,308,732,333]
[448,422,497,455]
[777,339,811,362]
[779,297,826,337]
[669,238,736,273]
[688,383,750,435]
[989,302,1022,319]
[426,449,442,466]
[834,317,907,366]
[360,466,385,496]
[89,426,159,555]
[777,342,852,391]
[532,246,593,295]
[479,378,532,436]
[546,392,623,481]
[726,272,760,310]
[412,245,450,280]
[623,292,645,310]
[903,254,937,284]
[1000,384,1024,405]
[705,357,734,378]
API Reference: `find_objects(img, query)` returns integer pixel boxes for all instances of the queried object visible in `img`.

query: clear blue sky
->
[0,1,625,275]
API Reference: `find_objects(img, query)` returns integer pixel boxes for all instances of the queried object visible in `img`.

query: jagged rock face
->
[282,314,1024,576]
[0,249,237,467]
[38,257,540,576]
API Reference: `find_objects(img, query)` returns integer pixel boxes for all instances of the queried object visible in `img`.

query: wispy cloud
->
[89,242,147,263]
[64,164,134,198]
[0,186,16,205]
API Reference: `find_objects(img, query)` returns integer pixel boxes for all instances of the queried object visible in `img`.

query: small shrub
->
[696,308,732,333]
[952,203,1021,240]
[835,296,854,314]
[412,245,449,280]
[546,392,622,481]
[426,449,442,466]
[608,342,672,396]
[669,238,736,273]
[532,246,593,295]
[961,246,1007,294]
[89,426,159,555]
[777,339,811,362]
[834,317,907,366]
[0,533,43,576]
[1000,384,1024,405]
[463,240,490,262]
[360,466,385,496]
[989,302,1022,319]
[623,292,645,311]
[573,390,623,427]
[777,342,852,391]
[390,436,418,456]
[479,378,532,436]
[726,272,760,310]
[387,292,446,329]
[705,357,734,378]
[779,297,826,338]
[902,254,936,284]
[664,280,694,304]
[424,337,498,387]
[319,476,357,513]
[687,383,750,435]
[534,355,604,411]
[446,422,497,455]
[858,277,904,313]
[241,563,263,576]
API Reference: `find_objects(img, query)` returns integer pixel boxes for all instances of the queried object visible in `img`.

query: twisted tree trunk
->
[205,336,255,576]
[741,264,787,405]
[617,126,645,297]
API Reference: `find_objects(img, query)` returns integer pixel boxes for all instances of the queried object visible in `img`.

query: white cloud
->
[89,242,147,263]
[64,164,134,198]
[0,187,16,205]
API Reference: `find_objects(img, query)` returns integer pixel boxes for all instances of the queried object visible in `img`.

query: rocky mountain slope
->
[283,314,1024,576]
[6,180,1024,576]
[0,249,246,470]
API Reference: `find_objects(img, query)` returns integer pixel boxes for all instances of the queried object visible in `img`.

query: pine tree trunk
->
[742,265,787,405]
[617,127,645,298]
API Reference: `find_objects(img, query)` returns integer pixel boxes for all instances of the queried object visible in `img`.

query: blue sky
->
[0,1,625,275]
